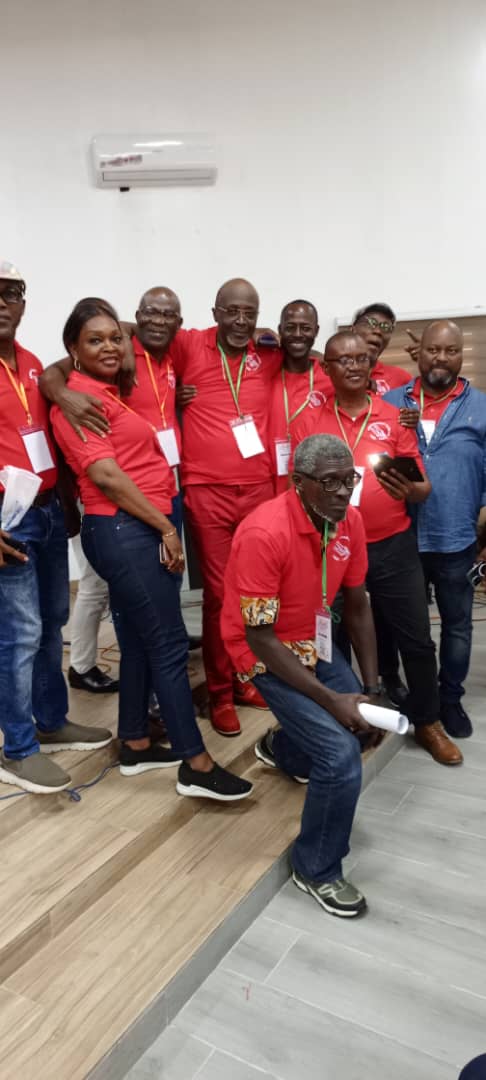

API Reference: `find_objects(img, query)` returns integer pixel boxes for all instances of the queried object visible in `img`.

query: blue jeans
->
[81,511,205,758]
[253,648,362,883]
[420,543,476,704]
[0,496,69,759]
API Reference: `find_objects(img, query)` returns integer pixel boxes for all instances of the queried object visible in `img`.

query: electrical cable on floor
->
[0,761,119,803]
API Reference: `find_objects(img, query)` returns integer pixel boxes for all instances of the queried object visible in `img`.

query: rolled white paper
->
[358,702,409,735]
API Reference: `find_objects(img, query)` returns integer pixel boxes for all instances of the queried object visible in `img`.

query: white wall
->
[2,0,486,361]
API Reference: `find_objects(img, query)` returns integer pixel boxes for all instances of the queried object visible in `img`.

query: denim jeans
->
[420,543,476,704]
[0,496,69,759]
[81,511,205,758]
[253,647,362,883]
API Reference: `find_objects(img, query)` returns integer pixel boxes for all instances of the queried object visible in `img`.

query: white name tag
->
[20,427,55,473]
[230,415,265,459]
[157,427,180,466]
[421,420,436,445]
[350,465,365,507]
[275,438,292,476]
[315,608,332,663]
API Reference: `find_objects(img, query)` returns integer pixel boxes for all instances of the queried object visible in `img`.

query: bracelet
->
[162,529,177,538]
[363,685,381,696]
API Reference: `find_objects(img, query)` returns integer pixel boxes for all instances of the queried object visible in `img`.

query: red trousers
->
[184,481,274,700]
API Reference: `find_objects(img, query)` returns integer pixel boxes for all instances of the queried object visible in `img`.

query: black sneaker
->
[255,730,309,785]
[440,701,473,739]
[119,743,182,776]
[176,761,253,802]
[382,676,408,710]
[293,868,367,918]
[68,665,119,694]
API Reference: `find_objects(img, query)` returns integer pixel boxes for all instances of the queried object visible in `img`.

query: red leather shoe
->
[209,701,241,737]
[233,682,269,710]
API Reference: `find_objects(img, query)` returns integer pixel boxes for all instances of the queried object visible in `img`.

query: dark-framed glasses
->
[300,470,362,493]
[0,285,25,305]
[215,305,258,321]
[359,315,394,334]
[327,354,370,368]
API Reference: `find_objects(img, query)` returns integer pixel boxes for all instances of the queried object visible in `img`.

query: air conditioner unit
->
[91,134,217,190]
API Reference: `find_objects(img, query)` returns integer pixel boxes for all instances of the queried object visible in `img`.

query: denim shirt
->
[384,378,486,553]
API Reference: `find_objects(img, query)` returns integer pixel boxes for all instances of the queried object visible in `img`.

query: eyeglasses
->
[0,285,25,305]
[327,354,370,368]
[215,305,258,321]
[358,315,394,334]
[300,471,362,493]
[139,307,180,321]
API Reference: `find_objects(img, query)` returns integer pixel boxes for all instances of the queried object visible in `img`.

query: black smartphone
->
[3,538,28,565]
[371,453,424,482]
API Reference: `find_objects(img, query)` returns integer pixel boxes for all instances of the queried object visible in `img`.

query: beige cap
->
[0,260,25,285]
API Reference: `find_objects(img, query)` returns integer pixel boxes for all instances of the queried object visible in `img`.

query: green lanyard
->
[321,519,330,610]
[282,364,315,435]
[419,381,457,418]
[218,344,247,418]
[334,394,372,452]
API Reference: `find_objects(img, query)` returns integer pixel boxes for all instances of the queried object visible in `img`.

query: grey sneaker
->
[255,730,309,784]
[0,750,71,794]
[36,721,112,753]
[292,868,367,918]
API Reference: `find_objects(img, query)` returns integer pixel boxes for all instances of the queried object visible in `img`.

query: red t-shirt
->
[51,371,175,515]
[372,360,410,396]
[292,393,424,543]
[0,342,57,492]
[170,327,281,486]
[124,335,181,458]
[410,376,464,422]
[267,358,333,494]
[221,488,368,674]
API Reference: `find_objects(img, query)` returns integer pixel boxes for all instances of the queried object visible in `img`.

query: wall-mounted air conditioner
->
[91,134,217,190]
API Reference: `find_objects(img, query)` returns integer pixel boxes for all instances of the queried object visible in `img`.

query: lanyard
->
[419,381,457,417]
[334,394,372,452]
[282,364,314,434]
[144,350,172,429]
[218,344,247,418]
[108,389,157,432]
[321,519,330,609]
[0,356,33,424]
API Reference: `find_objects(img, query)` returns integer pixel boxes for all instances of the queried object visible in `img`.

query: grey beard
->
[424,368,455,389]
[309,501,337,524]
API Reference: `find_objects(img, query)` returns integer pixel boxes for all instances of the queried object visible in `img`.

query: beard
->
[423,367,455,390]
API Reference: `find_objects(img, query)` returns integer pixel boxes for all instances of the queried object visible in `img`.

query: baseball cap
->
[0,260,25,290]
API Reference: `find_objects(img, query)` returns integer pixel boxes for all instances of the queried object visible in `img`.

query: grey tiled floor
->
[127,605,486,1080]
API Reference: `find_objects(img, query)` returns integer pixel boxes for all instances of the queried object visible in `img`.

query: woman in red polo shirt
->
[50,298,251,802]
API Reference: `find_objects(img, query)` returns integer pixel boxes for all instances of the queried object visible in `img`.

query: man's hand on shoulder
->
[58,387,109,442]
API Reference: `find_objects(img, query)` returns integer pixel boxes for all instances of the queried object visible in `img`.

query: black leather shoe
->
[188,635,202,651]
[382,676,408,710]
[440,701,473,738]
[68,665,119,694]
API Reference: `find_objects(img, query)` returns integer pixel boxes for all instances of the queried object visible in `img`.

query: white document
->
[315,609,332,662]
[350,465,365,507]
[230,416,265,459]
[157,427,180,466]
[421,420,436,445]
[21,428,55,473]
[275,438,292,476]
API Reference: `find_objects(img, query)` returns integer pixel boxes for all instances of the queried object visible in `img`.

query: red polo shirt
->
[292,393,424,543]
[268,358,333,494]
[221,488,368,674]
[170,327,281,486]
[372,360,410,396]
[124,335,181,458]
[0,342,58,493]
[410,375,464,422]
[51,371,174,515]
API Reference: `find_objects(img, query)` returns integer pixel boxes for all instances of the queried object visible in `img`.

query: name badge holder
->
[350,465,365,507]
[156,427,180,466]
[419,382,458,446]
[275,437,292,476]
[278,366,315,476]
[421,419,436,445]
[219,344,265,460]
[315,519,333,663]
[19,426,55,474]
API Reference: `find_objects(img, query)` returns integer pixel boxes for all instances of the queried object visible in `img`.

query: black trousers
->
[366,527,439,728]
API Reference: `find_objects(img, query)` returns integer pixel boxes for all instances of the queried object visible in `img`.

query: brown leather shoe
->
[414,721,463,766]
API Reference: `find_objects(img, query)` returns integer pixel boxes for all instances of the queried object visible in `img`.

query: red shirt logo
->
[331,536,351,562]
[308,390,326,408]
[245,352,262,373]
[29,368,39,384]
[168,371,176,389]
[368,421,391,441]
[375,378,390,395]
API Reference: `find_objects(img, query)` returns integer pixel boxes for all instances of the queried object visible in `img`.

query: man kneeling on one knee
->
[221,433,384,918]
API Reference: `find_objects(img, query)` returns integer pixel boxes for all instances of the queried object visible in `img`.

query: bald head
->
[419,320,463,393]
[135,285,182,358]
[324,331,367,361]
[212,278,259,356]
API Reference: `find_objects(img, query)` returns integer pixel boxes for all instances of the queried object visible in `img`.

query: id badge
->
[230,415,264,459]
[315,607,332,662]
[157,427,180,466]
[275,437,291,476]
[350,465,365,507]
[19,426,55,473]
[421,419,436,445]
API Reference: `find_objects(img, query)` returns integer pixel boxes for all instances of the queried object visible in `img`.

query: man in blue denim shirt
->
[386,320,486,738]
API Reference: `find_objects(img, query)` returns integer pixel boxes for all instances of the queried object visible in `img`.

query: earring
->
[73,357,81,371]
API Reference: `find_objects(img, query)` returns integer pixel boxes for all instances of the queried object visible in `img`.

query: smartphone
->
[3,538,28,565]
[467,561,486,588]
[371,453,424,482]
[159,541,169,565]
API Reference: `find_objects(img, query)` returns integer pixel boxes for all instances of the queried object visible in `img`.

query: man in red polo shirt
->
[266,299,332,495]
[0,261,112,794]
[292,331,462,767]
[352,302,410,395]
[222,432,382,917]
